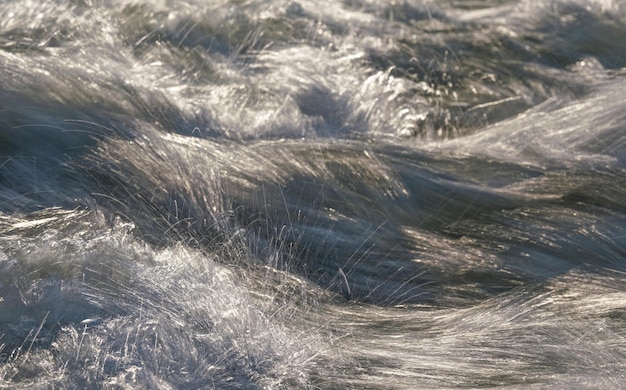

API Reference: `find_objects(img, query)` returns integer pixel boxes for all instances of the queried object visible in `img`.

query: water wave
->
[1,0,626,388]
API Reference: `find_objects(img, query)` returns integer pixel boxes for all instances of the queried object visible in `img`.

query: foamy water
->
[1,0,626,388]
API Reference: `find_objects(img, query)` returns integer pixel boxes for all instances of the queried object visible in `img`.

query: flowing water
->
[1,0,626,388]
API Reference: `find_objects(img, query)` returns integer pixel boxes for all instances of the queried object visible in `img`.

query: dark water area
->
[1,0,626,388]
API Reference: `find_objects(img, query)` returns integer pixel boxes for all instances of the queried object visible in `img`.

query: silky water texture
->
[1,0,626,388]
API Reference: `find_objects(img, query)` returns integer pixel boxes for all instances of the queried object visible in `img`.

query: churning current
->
[1,0,626,388]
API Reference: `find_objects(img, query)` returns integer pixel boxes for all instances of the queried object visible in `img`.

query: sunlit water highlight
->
[1,0,626,388]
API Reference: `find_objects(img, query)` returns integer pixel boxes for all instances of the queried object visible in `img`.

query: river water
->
[1,0,626,388]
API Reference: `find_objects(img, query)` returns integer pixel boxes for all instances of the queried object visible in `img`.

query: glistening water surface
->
[1,0,626,388]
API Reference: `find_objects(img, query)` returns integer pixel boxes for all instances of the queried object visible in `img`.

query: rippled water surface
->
[1,0,626,388]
